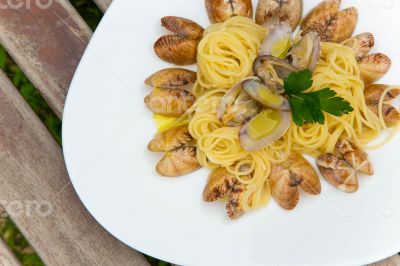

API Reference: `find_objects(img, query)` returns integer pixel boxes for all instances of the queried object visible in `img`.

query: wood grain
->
[0,0,92,118]
[370,255,400,266]
[0,238,21,266]
[93,0,112,12]
[0,71,149,265]
[0,0,396,264]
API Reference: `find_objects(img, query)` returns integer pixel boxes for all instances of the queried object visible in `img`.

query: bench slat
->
[0,238,21,266]
[93,0,112,12]
[0,0,92,118]
[0,71,149,265]
[0,0,396,264]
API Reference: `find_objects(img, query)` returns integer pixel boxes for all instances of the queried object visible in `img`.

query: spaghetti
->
[196,16,267,92]
[189,40,397,212]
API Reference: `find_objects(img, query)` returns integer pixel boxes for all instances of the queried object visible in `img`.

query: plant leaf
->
[284,70,313,94]
[284,71,353,126]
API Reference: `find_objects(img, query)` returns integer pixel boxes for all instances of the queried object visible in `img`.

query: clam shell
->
[156,146,201,177]
[291,32,321,71]
[326,7,358,43]
[148,125,194,152]
[217,77,259,126]
[301,0,341,39]
[381,105,400,128]
[359,53,391,84]
[317,153,358,193]
[367,103,400,128]
[205,0,253,23]
[255,0,303,30]
[270,164,300,210]
[342,32,375,60]
[284,153,321,195]
[364,84,400,127]
[241,78,291,111]
[145,68,197,89]
[144,88,195,117]
[364,84,400,104]
[239,110,291,151]
[336,140,374,175]
[154,35,198,65]
[225,95,259,126]
[203,168,236,202]
[161,16,204,39]
[301,0,358,43]
[259,23,292,57]
[226,183,246,220]
[253,55,298,91]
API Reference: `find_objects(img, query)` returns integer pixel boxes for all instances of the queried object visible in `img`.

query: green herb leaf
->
[284,69,313,94]
[284,71,354,126]
[314,88,354,116]
[288,95,314,125]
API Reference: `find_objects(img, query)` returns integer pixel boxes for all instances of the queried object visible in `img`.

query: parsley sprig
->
[284,70,353,126]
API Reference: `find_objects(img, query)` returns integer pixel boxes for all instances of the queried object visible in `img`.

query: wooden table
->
[0,0,397,265]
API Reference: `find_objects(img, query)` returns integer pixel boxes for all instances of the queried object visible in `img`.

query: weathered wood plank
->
[0,0,92,118]
[0,71,149,265]
[370,255,400,266]
[93,0,112,12]
[0,238,21,266]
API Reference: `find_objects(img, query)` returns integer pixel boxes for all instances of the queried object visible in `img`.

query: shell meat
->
[270,164,300,210]
[205,0,253,23]
[161,16,204,40]
[358,53,391,84]
[239,109,292,151]
[255,0,303,30]
[145,68,197,89]
[203,167,236,202]
[317,153,358,193]
[301,0,358,43]
[148,125,194,152]
[336,140,373,175]
[259,23,292,58]
[241,78,291,111]
[222,94,259,126]
[154,35,198,65]
[342,32,375,61]
[156,146,201,177]
[226,183,246,220]
[144,88,195,117]
[217,77,260,126]
[253,55,298,92]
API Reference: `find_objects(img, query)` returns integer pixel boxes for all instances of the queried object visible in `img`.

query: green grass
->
[0,1,171,265]
[0,216,44,266]
[0,47,62,144]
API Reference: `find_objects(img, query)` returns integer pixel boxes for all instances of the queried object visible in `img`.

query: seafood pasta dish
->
[144,0,399,220]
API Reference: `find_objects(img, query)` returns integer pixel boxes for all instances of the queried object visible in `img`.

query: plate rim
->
[62,0,400,265]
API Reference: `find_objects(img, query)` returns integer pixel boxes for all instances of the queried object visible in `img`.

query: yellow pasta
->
[190,37,398,212]
[196,16,267,91]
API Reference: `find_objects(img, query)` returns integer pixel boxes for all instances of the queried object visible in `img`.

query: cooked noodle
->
[196,16,267,91]
[189,38,398,212]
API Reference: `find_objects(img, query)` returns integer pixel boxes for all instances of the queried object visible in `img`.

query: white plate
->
[63,1,400,265]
